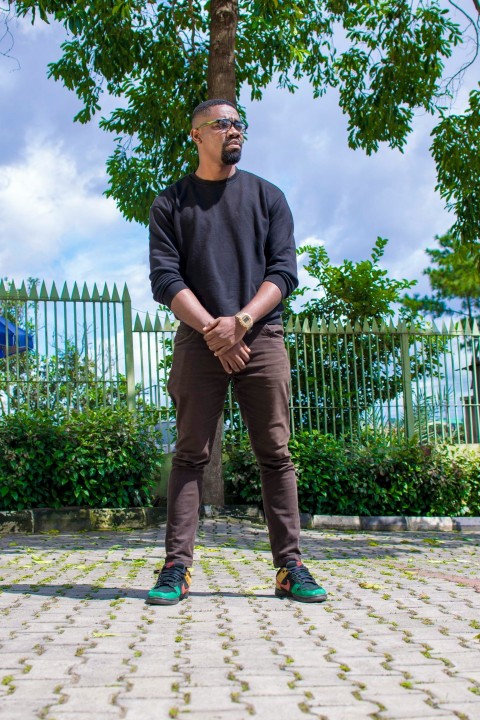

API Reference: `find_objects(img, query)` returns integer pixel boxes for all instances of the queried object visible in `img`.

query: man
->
[147,98,327,605]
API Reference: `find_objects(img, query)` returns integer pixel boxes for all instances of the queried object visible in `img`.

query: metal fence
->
[1,280,479,446]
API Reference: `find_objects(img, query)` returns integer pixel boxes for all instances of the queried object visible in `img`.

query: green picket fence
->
[1,281,479,446]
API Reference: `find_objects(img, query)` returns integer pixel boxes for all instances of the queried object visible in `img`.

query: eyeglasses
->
[194,118,248,133]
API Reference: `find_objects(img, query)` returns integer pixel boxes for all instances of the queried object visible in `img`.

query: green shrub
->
[223,431,480,517]
[0,408,163,510]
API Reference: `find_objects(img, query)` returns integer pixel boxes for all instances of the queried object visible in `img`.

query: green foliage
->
[403,232,480,323]
[12,0,473,243]
[282,238,443,436]
[0,408,163,510]
[431,89,480,244]
[285,237,417,324]
[224,431,480,517]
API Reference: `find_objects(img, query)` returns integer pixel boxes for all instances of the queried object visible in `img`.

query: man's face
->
[191,104,245,166]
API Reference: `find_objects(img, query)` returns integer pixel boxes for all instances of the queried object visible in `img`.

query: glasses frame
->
[194,117,248,133]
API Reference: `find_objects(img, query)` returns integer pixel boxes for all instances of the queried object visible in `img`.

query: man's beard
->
[221,145,242,165]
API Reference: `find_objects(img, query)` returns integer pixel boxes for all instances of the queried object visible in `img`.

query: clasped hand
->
[203,316,251,374]
[203,316,246,355]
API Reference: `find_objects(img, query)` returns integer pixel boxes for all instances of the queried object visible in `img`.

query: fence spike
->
[111,284,121,302]
[353,320,362,333]
[121,284,131,302]
[319,318,328,333]
[362,318,370,333]
[164,315,174,331]
[345,320,353,334]
[81,283,91,301]
[40,281,49,300]
[328,319,336,333]
[463,318,472,335]
[0,280,6,298]
[371,318,379,333]
[71,282,81,301]
[133,313,144,332]
[102,283,111,302]
[91,284,101,301]
[430,318,440,334]
[28,283,39,301]
[302,317,310,333]
[471,318,480,336]
[61,282,70,301]
[19,281,28,299]
[311,317,319,333]
[50,281,60,301]
[285,316,294,332]
[144,312,154,332]
[8,279,18,295]
[293,317,302,332]
[154,315,163,331]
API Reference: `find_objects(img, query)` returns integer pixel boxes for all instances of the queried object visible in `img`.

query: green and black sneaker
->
[275,559,327,603]
[146,561,191,606]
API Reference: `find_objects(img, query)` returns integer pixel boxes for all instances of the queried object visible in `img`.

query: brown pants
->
[165,322,301,568]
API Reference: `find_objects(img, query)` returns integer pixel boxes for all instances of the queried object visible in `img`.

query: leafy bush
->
[224,431,480,517]
[0,408,163,510]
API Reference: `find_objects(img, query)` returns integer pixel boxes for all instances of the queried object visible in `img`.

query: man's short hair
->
[192,99,237,126]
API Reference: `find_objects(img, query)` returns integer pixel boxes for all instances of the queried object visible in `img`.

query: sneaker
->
[146,561,191,605]
[275,559,327,603]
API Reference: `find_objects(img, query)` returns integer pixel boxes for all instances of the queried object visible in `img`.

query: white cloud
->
[0,138,118,264]
[0,137,156,313]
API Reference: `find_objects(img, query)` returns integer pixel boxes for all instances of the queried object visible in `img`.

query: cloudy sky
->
[1,3,478,319]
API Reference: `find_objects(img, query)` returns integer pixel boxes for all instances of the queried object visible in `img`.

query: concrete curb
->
[0,505,479,533]
[0,507,167,534]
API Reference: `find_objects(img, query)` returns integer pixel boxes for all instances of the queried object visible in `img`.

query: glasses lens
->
[233,121,247,133]
[216,119,231,130]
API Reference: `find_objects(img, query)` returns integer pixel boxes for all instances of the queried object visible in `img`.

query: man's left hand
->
[203,316,246,355]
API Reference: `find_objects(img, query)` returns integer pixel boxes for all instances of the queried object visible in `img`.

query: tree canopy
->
[403,232,480,323]
[6,0,479,248]
[286,236,418,325]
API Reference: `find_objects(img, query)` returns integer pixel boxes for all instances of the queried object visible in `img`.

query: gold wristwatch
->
[235,312,253,331]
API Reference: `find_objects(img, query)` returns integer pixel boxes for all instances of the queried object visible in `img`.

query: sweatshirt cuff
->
[162,281,189,308]
[264,274,288,299]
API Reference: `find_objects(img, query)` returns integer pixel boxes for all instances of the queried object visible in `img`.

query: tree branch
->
[444,0,479,95]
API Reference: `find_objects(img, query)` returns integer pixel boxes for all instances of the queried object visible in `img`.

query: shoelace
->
[153,564,185,589]
[287,564,318,587]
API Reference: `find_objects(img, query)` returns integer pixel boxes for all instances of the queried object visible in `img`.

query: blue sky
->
[1,3,478,318]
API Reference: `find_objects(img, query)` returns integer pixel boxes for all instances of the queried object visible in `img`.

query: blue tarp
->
[0,316,34,358]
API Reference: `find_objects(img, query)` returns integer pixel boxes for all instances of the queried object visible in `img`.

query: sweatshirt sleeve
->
[264,193,299,299]
[149,194,188,308]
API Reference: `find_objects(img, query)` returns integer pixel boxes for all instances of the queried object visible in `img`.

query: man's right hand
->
[218,340,251,374]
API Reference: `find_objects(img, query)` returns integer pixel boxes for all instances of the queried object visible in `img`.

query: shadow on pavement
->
[0,584,274,601]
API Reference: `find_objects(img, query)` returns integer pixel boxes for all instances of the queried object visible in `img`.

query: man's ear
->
[190,129,201,144]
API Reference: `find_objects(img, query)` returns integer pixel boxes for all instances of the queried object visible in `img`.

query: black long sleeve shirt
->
[149,169,298,325]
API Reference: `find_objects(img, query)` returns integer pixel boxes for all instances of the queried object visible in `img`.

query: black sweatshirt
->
[149,169,298,325]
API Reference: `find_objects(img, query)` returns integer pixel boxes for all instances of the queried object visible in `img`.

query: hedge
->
[0,409,163,510]
[224,431,480,517]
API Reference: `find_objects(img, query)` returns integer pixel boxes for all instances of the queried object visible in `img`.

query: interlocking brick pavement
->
[0,518,479,719]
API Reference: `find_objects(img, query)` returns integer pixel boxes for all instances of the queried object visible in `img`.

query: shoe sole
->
[145,592,189,606]
[275,588,327,603]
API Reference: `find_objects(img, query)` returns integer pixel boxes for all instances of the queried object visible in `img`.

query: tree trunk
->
[207,0,238,103]
[202,414,225,506]
[201,0,239,507]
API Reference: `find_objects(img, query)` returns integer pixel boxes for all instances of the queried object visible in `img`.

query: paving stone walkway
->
[0,518,479,720]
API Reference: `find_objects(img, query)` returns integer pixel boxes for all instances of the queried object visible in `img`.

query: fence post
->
[122,284,136,412]
[399,322,415,440]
